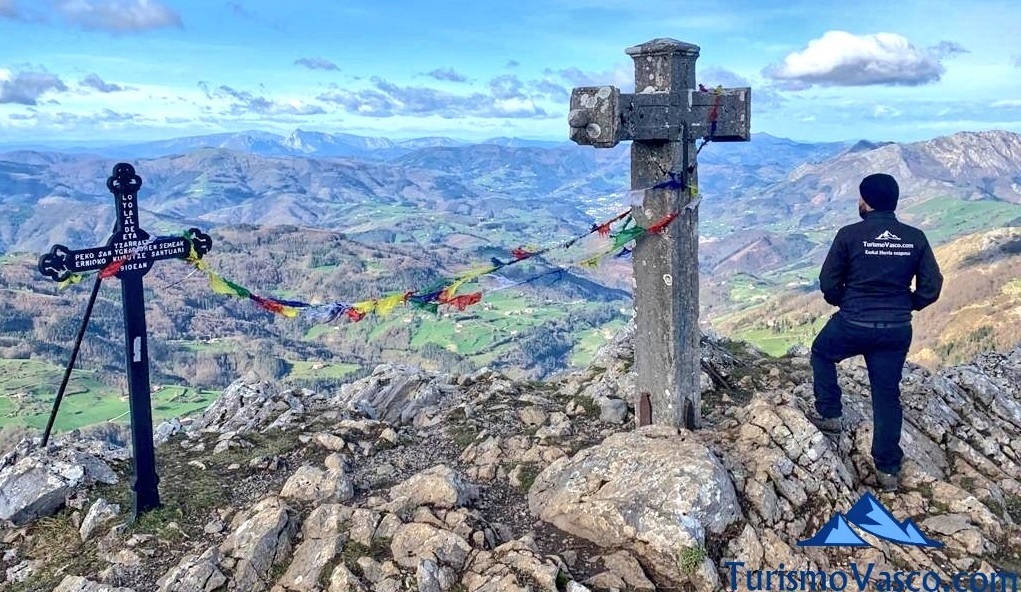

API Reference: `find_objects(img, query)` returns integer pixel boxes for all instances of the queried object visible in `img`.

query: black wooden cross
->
[38,163,212,518]
[567,39,751,429]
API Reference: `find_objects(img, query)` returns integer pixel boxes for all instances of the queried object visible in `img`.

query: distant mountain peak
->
[847,139,895,153]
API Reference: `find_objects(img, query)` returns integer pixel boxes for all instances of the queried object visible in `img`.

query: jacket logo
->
[874,230,901,241]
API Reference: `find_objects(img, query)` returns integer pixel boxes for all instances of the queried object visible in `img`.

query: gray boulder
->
[528,425,740,588]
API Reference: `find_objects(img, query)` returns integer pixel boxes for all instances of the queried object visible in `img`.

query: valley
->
[1,128,1019,433]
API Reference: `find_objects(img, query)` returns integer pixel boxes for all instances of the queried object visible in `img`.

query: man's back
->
[810,172,943,493]
[819,211,943,324]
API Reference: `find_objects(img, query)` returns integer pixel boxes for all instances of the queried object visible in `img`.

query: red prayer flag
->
[99,260,125,279]
[511,247,532,260]
[646,212,678,234]
[444,292,482,311]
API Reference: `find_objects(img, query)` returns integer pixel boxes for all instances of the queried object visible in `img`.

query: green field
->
[0,359,220,432]
[727,316,828,357]
[569,320,627,367]
[900,196,1021,244]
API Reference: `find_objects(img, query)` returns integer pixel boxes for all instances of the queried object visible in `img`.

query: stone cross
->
[38,163,212,518]
[568,38,750,429]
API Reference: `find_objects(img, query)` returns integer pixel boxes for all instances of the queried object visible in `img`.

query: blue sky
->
[0,0,1019,145]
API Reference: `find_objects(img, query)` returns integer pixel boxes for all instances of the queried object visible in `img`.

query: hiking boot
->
[807,411,841,436]
[876,470,899,493]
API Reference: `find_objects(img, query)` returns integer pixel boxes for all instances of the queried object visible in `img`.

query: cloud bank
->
[426,68,468,83]
[294,57,339,71]
[0,69,69,105]
[80,73,128,92]
[55,0,182,33]
[317,75,550,119]
[763,31,966,88]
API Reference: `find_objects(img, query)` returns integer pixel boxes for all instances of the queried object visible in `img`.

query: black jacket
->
[819,211,943,323]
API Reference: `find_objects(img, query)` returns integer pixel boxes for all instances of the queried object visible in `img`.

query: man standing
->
[809,173,943,492]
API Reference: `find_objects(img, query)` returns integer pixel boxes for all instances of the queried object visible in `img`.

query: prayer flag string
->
[55,174,687,328]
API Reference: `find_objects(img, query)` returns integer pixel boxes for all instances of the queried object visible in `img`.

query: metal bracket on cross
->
[568,85,750,148]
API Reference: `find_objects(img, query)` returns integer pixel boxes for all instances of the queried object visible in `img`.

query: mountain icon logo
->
[875,230,901,241]
[797,492,943,548]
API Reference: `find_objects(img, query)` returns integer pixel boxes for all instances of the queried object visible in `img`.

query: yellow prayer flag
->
[353,300,376,315]
[58,274,85,289]
[375,293,406,316]
[208,273,239,297]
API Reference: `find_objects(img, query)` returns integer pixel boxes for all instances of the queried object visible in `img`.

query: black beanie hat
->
[859,173,899,211]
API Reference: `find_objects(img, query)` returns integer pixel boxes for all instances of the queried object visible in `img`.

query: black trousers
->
[810,314,912,474]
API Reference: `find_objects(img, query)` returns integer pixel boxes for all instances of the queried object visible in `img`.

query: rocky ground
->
[2,323,1020,591]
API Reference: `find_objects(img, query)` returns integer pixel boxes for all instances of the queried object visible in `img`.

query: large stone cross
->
[568,38,750,429]
[38,163,212,518]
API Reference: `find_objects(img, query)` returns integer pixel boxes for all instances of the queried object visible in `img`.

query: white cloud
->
[0,0,18,18]
[55,0,181,33]
[764,31,964,88]
[0,69,69,105]
[294,57,339,72]
[991,99,1021,108]
[870,105,902,119]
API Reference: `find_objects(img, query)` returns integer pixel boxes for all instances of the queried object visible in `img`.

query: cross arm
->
[687,87,750,142]
[38,229,212,282]
[568,85,751,147]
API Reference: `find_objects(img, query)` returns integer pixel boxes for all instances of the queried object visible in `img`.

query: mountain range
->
[1,128,1019,371]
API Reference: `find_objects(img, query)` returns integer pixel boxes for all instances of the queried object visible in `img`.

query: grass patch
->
[447,423,479,450]
[679,545,707,575]
[569,321,626,368]
[341,538,392,573]
[0,359,219,432]
[569,396,599,418]
[900,196,1021,244]
[727,317,827,358]
[513,463,541,491]
[9,513,105,592]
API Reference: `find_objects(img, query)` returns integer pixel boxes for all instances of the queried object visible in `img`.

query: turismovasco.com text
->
[724,561,1018,591]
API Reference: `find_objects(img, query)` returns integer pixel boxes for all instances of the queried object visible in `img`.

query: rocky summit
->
[1,324,1020,591]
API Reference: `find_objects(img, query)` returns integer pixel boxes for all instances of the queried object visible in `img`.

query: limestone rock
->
[80,498,120,542]
[390,522,471,571]
[462,536,563,592]
[5,560,40,584]
[153,418,182,447]
[334,364,460,425]
[51,576,135,592]
[0,447,118,525]
[601,550,655,590]
[156,546,228,592]
[388,464,478,511]
[219,496,298,592]
[596,397,628,424]
[190,380,316,435]
[279,456,354,504]
[528,426,740,587]
[327,563,367,592]
[518,406,547,427]
[277,504,350,592]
